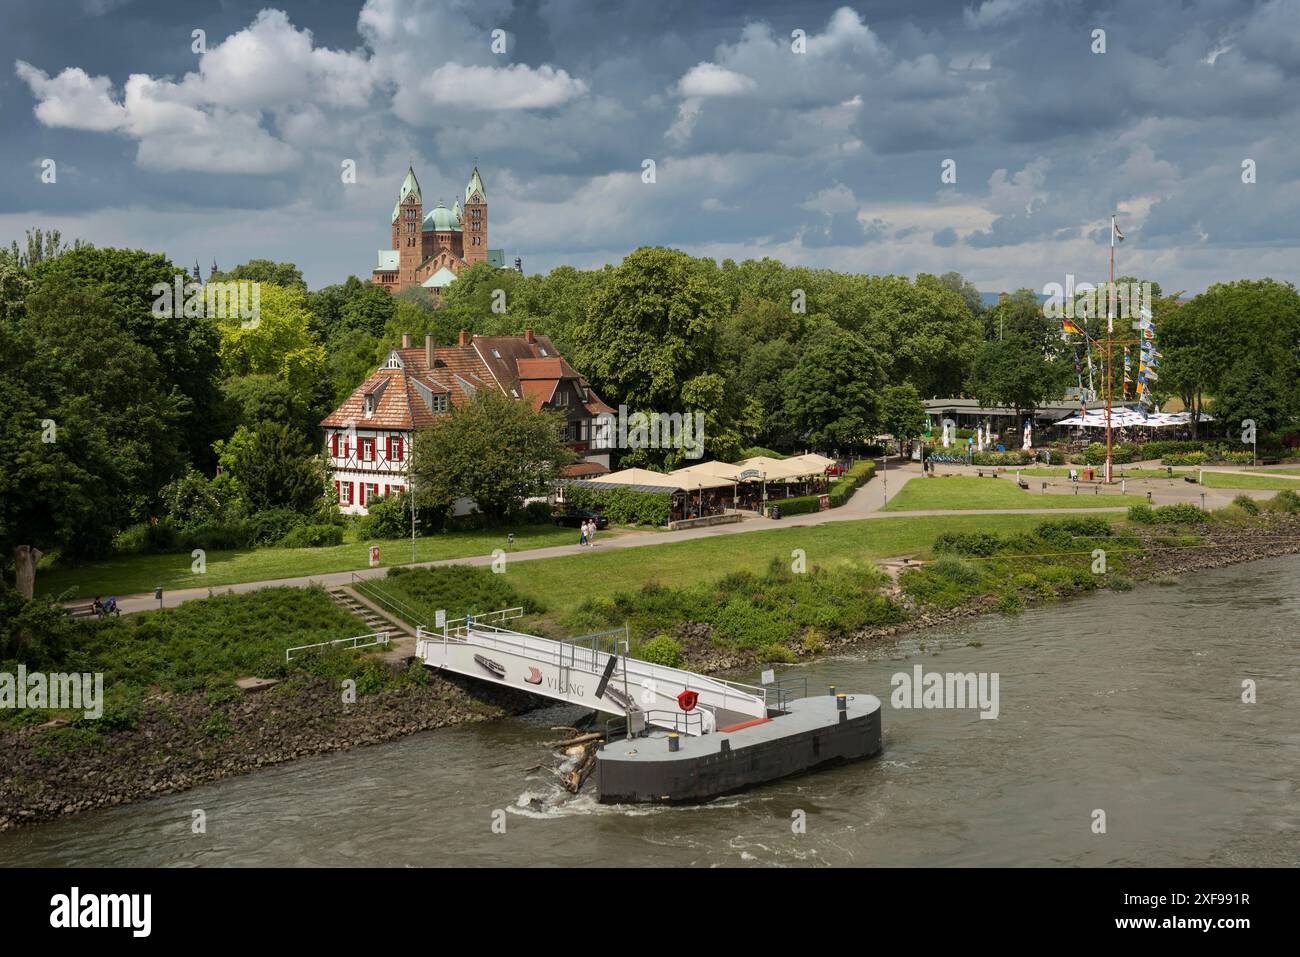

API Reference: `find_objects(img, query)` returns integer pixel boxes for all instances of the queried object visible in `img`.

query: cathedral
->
[371,165,506,300]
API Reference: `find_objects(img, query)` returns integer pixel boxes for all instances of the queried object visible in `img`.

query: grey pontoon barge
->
[415,609,883,804]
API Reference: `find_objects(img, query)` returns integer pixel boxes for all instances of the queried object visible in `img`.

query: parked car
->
[553,509,609,530]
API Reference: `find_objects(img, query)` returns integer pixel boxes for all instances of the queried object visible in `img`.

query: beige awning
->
[598,467,686,490]
[783,453,836,474]
[670,461,743,488]
[734,455,818,481]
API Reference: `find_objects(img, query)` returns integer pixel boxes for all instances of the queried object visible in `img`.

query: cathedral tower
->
[462,166,487,266]
[394,166,423,285]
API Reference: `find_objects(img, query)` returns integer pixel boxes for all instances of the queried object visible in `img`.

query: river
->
[2,555,1297,867]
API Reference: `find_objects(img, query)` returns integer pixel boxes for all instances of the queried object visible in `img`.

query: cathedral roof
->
[423,202,461,232]
[422,266,459,288]
[465,166,486,203]
[391,166,422,223]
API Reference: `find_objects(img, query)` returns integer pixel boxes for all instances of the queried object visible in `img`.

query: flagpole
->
[1105,214,1115,484]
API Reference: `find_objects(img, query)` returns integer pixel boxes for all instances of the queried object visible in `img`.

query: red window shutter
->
[385,435,392,459]
[396,436,404,461]
[384,484,390,497]
[347,482,354,505]
[331,433,338,456]
[335,480,340,503]
[343,437,350,459]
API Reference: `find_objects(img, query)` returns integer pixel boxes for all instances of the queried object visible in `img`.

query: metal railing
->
[286,632,390,662]
[643,709,708,736]
[415,614,768,721]
[765,675,807,713]
[349,574,426,629]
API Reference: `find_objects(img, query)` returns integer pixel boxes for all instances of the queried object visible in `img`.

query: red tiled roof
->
[321,334,611,431]
[561,461,610,478]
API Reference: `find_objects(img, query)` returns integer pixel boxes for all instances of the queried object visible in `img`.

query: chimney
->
[524,327,535,344]
[458,328,468,347]
[425,334,435,367]
[401,332,412,348]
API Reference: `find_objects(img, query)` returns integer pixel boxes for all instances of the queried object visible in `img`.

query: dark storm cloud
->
[1,0,1297,293]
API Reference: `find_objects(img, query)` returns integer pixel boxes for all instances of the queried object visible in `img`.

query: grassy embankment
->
[35,523,593,599]
[14,490,1300,741]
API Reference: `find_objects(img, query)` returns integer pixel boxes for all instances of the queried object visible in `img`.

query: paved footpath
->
[92,458,1266,616]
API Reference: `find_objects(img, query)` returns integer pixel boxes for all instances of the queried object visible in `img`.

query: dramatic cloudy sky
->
[2,0,1298,294]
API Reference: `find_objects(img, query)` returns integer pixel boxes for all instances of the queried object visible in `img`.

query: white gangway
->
[414,608,769,736]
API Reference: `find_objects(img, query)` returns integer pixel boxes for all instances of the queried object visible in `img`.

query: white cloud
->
[423,63,588,110]
[14,1,587,174]
[676,63,756,98]
[13,61,128,132]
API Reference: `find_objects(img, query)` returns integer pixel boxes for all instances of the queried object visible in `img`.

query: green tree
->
[216,283,326,411]
[879,382,927,442]
[782,323,885,449]
[215,421,327,515]
[210,259,306,290]
[409,392,574,524]
[28,246,222,466]
[0,290,189,574]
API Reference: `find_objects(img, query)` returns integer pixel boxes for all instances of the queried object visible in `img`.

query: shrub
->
[248,508,306,545]
[521,501,553,524]
[184,521,253,551]
[800,628,827,655]
[1162,451,1207,466]
[996,591,1024,614]
[929,556,983,587]
[1128,503,1156,524]
[563,485,672,525]
[1074,442,1134,465]
[1267,489,1300,513]
[971,450,1033,466]
[160,469,226,530]
[280,524,345,548]
[1034,516,1112,541]
[758,643,797,663]
[933,532,1001,557]
[1151,503,1205,526]
[637,634,684,668]
[1232,494,1260,516]
[361,494,411,539]
[113,521,181,555]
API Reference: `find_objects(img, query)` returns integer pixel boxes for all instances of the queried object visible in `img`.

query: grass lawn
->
[881,476,1146,511]
[499,511,1126,624]
[36,524,602,599]
[1012,465,1300,490]
[1193,471,1300,490]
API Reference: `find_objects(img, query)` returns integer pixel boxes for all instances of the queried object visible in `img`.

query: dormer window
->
[491,348,502,358]
[364,394,376,416]
[539,347,549,356]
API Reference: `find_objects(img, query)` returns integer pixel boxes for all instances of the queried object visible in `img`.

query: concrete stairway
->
[326,586,417,660]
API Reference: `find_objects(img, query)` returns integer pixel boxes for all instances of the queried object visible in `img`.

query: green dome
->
[423,202,460,232]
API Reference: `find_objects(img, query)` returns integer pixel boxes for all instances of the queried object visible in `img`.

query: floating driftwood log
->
[537,720,603,793]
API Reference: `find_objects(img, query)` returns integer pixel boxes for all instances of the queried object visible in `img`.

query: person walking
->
[588,518,597,547]
[579,519,588,547]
